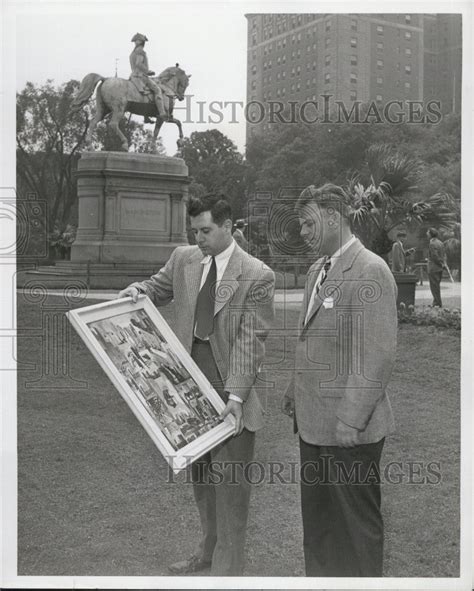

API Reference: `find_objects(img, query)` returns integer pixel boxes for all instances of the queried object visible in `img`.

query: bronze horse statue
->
[71,65,191,151]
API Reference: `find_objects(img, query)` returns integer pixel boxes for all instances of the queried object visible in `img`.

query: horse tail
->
[71,73,105,112]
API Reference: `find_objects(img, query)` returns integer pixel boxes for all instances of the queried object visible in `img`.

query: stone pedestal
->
[71,151,189,265]
[392,272,418,308]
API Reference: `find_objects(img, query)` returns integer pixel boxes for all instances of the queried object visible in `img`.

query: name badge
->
[323,297,334,309]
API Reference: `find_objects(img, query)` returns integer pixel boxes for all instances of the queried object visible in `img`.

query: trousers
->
[299,436,385,577]
[190,340,255,576]
[428,269,443,307]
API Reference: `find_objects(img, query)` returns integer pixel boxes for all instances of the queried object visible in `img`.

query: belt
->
[193,337,210,344]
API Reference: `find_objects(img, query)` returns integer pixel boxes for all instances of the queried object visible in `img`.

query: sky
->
[15,2,252,154]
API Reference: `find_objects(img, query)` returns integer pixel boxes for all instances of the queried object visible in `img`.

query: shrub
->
[398,302,461,330]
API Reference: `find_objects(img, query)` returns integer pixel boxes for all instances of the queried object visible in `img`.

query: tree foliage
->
[178,129,248,217]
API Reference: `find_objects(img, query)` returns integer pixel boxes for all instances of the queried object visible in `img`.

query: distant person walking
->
[427,227,447,307]
[233,219,249,251]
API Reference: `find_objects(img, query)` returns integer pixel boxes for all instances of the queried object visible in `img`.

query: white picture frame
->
[67,295,235,473]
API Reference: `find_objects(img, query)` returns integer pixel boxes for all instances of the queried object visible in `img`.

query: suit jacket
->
[391,241,406,272]
[286,239,397,445]
[130,244,275,432]
[428,238,446,273]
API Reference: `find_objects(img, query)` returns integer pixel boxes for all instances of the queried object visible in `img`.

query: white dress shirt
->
[196,240,242,404]
[305,235,357,324]
[199,239,236,290]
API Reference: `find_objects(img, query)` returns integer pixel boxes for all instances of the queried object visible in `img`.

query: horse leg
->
[86,88,106,149]
[153,117,164,148]
[109,108,129,151]
[168,117,184,148]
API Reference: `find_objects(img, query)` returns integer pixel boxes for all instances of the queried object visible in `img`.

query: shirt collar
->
[200,240,236,265]
[329,235,357,264]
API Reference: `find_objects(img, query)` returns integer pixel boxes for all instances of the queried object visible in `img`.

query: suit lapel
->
[214,246,244,316]
[300,259,325,328]
[185,249,205,309]
[302,239,364,329]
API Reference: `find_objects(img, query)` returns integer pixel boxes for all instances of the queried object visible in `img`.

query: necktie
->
[194,256,217,340]
[318,259,332,294]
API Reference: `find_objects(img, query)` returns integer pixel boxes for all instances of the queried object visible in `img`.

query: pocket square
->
[323,297,334,309]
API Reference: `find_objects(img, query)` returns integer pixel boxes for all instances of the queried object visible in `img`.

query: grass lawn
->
[17,294,460,577]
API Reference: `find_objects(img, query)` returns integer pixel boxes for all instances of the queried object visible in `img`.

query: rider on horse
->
[129,33,169,123]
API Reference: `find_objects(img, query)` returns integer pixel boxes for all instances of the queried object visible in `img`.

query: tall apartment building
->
[245,13,461,139]
[423,14,462,114]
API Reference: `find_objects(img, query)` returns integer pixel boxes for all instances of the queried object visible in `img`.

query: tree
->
[178,129,248,216]
[16,79,88,236]
[345,144,457,258]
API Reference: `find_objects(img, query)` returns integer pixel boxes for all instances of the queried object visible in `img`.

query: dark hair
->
[295,183,350,219]
[187,193,232,226]
[397,231,407,238]
[427,227,439,238]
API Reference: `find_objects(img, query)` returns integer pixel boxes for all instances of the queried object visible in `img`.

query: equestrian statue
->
[71,33,191,151]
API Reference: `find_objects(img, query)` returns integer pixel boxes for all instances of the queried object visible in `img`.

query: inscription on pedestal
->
[120,196,168,232]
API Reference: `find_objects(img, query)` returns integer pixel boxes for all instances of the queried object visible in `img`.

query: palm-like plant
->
[344,144,457,259]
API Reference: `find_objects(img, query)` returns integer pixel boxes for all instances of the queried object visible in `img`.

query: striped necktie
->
[194,256,217,340]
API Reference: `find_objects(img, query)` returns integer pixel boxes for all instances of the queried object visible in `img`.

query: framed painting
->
[67,295,235,472]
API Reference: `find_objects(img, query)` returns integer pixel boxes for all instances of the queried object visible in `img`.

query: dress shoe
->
[168,554,212,574]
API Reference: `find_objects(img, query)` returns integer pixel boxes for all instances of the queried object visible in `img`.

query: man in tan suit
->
[119,193,275,576]
[282,183,397,577]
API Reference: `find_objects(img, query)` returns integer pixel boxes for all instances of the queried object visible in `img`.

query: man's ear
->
[224,219,233,232]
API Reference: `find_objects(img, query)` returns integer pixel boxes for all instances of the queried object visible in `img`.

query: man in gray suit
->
[119,193,275,576]
[282,183,397,577]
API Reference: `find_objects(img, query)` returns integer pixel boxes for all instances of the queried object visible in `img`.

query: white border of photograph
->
[67,295,235,473]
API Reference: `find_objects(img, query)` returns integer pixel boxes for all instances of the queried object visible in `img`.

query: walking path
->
[18,281,461,308]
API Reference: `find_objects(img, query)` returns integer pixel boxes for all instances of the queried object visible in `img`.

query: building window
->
[297,32,301,42]
[325,37,330,47]
[282,71,286,78]
[282,88,286,96]
[377,41,384,51]
[351,18,357,31]
[251,65,257,75]
[376,94,382,102]
[306,79,310,88]
[350,37,357,48]
[405,14,411,24]
[252,35,257,46]
[291,67,295,77]
[405,48,412,56]
[377,59,384,69]
[405,65,411,74]
[325,73,330,83]
[252,50,256,60]
[296,65,301,75]
[405,31,412,40]
[251,80,256,90]
[325,54,331,66]
[377,76,383,85]
[282,55,286,64]
[312,60,317,70]
[325,19,331,32]
[350,90,357,100]
[350,55,358,66]
[276,89,281,97]
[405,81,411,90]
[291,84,295,93]
[296,82,301,90]
[277,57,281,65]
[377,25,384,34]
[350,73,357,84]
